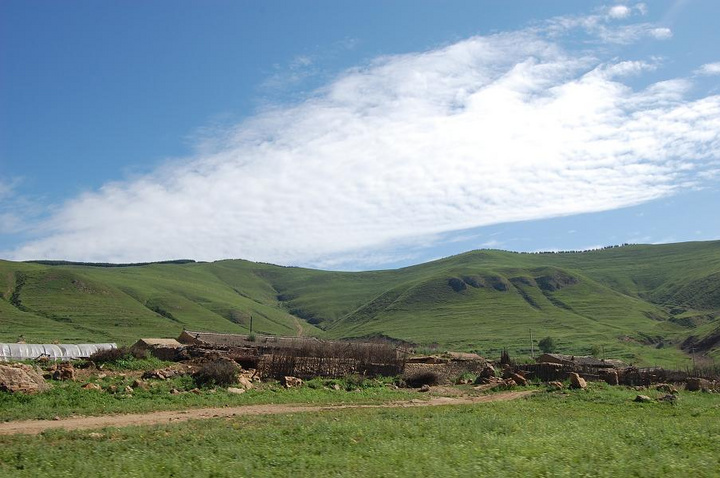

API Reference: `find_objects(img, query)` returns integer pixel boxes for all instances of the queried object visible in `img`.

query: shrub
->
[538,337,556,354]
[343,374,367,390]
[89,346,145,364]
[403,371,441,388]
[455,372,476,384]
[193,360,239,387]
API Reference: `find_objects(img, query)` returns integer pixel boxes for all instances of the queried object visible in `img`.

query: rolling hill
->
[1,241,719,366]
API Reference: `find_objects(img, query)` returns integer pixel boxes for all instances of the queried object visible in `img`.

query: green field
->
[2,241,720,365]
[0,373,417,422]
[1,386,718,477]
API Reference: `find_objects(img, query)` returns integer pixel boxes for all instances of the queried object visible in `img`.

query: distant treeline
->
[517,243,638,255]
[25,259,197,268]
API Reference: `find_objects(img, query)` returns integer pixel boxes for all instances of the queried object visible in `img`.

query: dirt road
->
[0,390,533,436]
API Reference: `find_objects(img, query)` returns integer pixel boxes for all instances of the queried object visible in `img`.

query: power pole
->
[691,346,695,369]
[529,329,534,359]
[250,315,253,334]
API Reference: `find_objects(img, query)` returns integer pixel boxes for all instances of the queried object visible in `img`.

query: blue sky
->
[1,1,719,270]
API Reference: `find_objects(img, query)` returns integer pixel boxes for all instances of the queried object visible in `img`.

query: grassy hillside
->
[1,241,719,366]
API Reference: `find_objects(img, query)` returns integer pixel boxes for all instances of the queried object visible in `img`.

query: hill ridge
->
[2,240,719,366]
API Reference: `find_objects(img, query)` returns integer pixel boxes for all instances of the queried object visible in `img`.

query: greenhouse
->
[0,343,116,362]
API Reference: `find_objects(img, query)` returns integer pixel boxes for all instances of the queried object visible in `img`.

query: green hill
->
[1,241,719,366]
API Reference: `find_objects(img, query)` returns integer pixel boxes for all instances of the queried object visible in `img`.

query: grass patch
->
[0,387,718,476]
[0,376,417,421]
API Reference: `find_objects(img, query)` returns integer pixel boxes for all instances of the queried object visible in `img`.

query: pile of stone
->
[0,363,50,394]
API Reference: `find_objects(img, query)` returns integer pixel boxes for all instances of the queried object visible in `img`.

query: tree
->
[538,336,556,353]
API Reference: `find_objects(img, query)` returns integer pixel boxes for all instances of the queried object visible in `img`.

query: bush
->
[193,360,239,387]
[538,337,556,354]
[403,371,441,388]
[89,346,145,364]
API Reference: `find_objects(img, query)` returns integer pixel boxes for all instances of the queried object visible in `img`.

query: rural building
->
[0,343,116,362]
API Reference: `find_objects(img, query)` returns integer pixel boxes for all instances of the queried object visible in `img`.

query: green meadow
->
[2,240,720,365]
[1,386,718,477]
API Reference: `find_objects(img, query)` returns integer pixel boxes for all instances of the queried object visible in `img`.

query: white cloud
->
[650,27,673,40]
[6,9,720,267]
[608,5,631,19]
[697,62,720,76]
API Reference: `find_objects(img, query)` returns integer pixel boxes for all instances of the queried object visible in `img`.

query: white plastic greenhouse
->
[0,343,117,362]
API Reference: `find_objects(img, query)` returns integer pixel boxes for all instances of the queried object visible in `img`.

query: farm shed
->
[0,343,117,362]
[130,338,184,361]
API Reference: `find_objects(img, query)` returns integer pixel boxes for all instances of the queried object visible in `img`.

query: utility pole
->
[529,329,534,359]
[691,346,695,369]
[250,315,253,334]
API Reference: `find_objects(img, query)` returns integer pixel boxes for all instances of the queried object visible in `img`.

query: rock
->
[510,373,528,386]
[142,370,167,380]
[655,383,678,394]
[53,416,60,421]
[237,376,254,390]
[190,388,201,394]
[97,373,107,380]
[658,394,677,404]
[82,382,102,391]
[568,373,587,390]
[170,388,181,395]
[124,386,134,394]
[333,383,342,391]
[686,377,712,392]
[0,363,50,394]
[282,376,303,388]
[547,381,564,390]
[131,379,148,390]
[52,362,76,381]
[634,394,653,403]
[491,378,516,391]
[419,384,431,392]
[478,364,496,379]
[227,387,246,395]
[489,378,517,390]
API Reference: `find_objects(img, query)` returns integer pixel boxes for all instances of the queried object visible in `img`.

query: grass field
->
[1,386,718,477]
[2,240,719,365]
[0,374,417,422]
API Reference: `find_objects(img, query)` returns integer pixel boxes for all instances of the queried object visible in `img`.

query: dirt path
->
[0,390,533,436]
[292,315,304,337]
